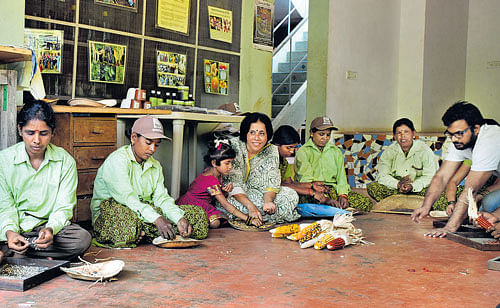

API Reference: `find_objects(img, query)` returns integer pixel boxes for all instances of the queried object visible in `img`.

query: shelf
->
[0,46,31,64]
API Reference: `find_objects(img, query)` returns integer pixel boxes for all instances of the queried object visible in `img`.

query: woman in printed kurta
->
[215,113,299,224]
[91,116,208,248]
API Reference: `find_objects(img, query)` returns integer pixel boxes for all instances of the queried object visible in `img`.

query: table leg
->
[116,119,127,147]
[188,122,198,184]
[171,119,185,199]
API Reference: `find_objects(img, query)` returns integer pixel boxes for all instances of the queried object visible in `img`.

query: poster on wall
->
[24,29,64,74]
[208,6,232,44]
[157,0,190,35]
[204,59,228,95]
[88,41,127,84]
[253,0,274,52]
[94,0,137,12]
[156,50,187,88]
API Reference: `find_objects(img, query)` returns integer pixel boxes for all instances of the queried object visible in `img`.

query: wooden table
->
[52,106,244,199]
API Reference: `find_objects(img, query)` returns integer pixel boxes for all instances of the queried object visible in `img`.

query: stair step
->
[272,82,304,93]
[278,61,307,73]
[272,71,307,83]
[294,41,308,51]
[285,51,307,62]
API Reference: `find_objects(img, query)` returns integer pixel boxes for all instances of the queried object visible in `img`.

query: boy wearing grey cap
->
[295,116,372,212]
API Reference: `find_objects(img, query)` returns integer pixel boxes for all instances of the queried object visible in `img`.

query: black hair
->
[442,101,485,127]
[125,128,143,141]
[392,118,416,135]
[17,100,56,131]
[310,127,334,134]
[239,112,273,143]
[485,118,499,126]
[203,140,236,166]
[272,125,300,145]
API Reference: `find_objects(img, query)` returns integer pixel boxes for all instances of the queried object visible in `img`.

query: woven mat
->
[371,194,424,214]
[228,219,275,232]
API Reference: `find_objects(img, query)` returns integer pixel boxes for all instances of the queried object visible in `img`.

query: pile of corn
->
[269,213,369,251]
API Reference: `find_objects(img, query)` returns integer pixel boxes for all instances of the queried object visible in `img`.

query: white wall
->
[327,0,401,132]
[421,0,468,131]
[466,1,500,122]
[0,2,24,46]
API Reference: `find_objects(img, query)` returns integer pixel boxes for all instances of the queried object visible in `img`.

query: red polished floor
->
[1,213,499,307]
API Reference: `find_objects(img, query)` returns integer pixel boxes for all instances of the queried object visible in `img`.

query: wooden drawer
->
[72,197,92,222]
[73,117,116,143]
[77,171,97,196]
[74,145,116,169]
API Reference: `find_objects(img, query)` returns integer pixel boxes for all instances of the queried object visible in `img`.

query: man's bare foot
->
[0,251,3,264]
[424,227,455,238]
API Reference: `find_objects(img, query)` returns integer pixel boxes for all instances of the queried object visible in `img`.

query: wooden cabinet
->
[51,113,117,222]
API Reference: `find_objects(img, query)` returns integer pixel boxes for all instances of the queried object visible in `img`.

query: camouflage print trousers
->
[298,188,373,212]
[366,181,449,211]
[93,198,209,248]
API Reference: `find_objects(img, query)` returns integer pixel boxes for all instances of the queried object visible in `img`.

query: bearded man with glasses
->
[411,101,500,238]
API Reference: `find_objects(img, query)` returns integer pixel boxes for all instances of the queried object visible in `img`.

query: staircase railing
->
[272,16,308,110]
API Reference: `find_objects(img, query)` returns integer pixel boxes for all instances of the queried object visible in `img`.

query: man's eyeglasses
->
[444,126,471,139]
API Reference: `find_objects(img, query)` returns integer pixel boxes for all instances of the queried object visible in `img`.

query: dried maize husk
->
[298,223,322,244]
[326,237,346,251]
[314,232,337,250]
[269,224,300,238]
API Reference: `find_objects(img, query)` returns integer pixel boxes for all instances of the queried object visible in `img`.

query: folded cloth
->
[297,203,350,218]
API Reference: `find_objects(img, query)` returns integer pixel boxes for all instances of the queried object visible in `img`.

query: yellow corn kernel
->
[298,224,322,244]
[289,222,319,241]
[314,233,336,250]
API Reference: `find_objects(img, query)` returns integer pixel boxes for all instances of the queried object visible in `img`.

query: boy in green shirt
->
[295,116,372,212]
[91,116,208,248]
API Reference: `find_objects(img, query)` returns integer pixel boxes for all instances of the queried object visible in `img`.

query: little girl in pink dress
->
[176,139,256,228]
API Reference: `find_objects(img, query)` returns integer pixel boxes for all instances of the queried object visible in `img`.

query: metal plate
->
[487,256,500,271]
[228,219,275,232]
[0,257,70,291]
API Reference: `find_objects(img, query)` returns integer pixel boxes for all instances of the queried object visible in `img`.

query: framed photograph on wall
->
[253,0,274,52]
[156,50,187,88]
[88,41,127,84]
[208,6,232,44]
[204,59,228,95]
[94,0,137,12]
[156,0,190,35]
[24,29,64,74]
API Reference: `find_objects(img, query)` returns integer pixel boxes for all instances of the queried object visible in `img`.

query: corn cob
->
[326,238,346,251]
[270,224,300,238]
[289,222,318,241]
[475,216,494,231]
[314,233,336,250]
[298,223,322,244]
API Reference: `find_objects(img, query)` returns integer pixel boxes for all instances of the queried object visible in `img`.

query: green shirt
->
[0,142,77,241]
[91,145,184,225]
[376,139,438,192]
[295,139,351,196]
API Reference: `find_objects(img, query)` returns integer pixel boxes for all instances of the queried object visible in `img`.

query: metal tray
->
[0,257,70,291]
[446,231,500,251]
